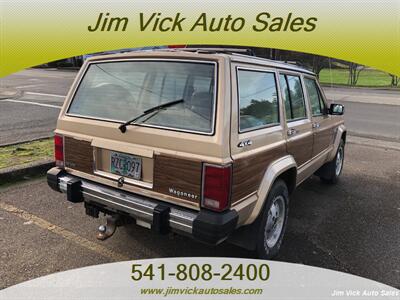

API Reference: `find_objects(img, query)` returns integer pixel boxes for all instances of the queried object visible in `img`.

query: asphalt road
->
[0,142,399,289]
[0,69,75,146]
[324,87,400,141]
[323,86,400,105]
[337,102,400,141]
[0,69,399,145]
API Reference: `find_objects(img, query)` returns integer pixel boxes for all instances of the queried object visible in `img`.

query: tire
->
[318,139,345,184]
[255,179,289,259]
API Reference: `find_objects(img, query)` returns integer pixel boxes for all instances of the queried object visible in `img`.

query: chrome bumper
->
[47,167,239,244]
[57,174,198,236]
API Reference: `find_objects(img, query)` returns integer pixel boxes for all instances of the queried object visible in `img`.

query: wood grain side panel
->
[287,133,313,167]
[153,155,202,204]
[231,144,286,204]
[64,137,93,174]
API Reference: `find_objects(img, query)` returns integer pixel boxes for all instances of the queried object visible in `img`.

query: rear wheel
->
[256,179,289,259]
[318,140,345,184]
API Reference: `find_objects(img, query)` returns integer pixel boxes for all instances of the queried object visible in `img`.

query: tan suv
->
[47,48,345,258]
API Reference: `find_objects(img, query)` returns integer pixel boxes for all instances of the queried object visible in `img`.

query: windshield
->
[67,60,216,134]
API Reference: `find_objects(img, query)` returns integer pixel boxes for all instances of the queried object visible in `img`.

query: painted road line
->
[1,99,62,109]
[15,84,44,89]
[25,92,66,98]
[0,201,129,262]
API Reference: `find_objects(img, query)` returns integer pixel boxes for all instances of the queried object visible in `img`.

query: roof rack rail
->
[172,47,256,56]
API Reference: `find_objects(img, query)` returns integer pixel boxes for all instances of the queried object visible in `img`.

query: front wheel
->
[256,179,289,259]
[318,140,345,184]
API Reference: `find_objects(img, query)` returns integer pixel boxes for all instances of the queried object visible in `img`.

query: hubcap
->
[335,146,344,176]
[264,195,285,249]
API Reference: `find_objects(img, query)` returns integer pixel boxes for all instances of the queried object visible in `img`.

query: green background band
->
[0,0,399,77]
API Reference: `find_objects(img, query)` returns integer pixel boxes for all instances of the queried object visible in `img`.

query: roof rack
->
[154,47,315,75]
[169,47,256,56]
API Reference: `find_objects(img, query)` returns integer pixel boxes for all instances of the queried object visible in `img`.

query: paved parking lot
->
[1,68,399,290]
[1,142,399,289]
[0,69,74,146]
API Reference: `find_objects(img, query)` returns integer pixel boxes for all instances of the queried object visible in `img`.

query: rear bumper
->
[47,167,238,244]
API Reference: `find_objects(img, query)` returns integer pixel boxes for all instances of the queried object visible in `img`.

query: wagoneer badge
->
[168,188,198,200]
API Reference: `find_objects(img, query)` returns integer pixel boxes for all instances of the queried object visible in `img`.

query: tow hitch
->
[96,215,121,241]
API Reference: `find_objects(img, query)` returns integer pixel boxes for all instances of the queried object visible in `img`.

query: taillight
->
[202,164,232,212]
[54,134,64,167]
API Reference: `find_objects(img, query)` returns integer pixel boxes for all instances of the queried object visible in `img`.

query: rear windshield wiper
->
[119,99,184,133]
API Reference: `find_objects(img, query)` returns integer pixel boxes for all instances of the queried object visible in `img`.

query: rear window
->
[68,60,216,134]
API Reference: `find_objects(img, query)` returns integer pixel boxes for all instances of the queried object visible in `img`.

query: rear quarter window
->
[237,69,279,132]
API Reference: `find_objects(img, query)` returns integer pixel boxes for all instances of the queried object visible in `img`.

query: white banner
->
[0,258,398,300]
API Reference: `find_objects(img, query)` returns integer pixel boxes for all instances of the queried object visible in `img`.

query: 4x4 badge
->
[238,140,252,148]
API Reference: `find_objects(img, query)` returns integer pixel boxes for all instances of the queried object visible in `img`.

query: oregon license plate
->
[110,151,142,180]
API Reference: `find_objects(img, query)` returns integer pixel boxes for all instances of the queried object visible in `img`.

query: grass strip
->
[319,69,399,87]
[0,138,53,169]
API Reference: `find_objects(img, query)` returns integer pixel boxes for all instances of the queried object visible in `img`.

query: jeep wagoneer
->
[47,48,345,258]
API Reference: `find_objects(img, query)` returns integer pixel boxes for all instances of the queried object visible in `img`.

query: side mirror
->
[329,103,344,115]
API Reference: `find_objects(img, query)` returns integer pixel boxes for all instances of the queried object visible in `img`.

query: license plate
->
[110,151,142,180]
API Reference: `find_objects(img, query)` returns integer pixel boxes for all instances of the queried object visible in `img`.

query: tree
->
[309,55,330,78]
[389,74,399,87]
[347,63,365,86]
[282,52,330,78]
[252,48,330,77]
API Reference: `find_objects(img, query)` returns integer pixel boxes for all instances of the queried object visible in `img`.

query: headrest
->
[190,92,213,119]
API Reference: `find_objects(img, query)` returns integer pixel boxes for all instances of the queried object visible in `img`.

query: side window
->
[279,74,306,121]
[238,69,279,132]
[279,75,292,121]
[305,77,326,116]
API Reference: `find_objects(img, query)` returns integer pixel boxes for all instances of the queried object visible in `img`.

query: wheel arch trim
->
[244,155,297,225]
[328,124,346,161]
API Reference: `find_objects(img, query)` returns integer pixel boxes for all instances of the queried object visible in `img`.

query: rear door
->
[230,64,286,205]
[303,76,335,157]
[278,72,313,167]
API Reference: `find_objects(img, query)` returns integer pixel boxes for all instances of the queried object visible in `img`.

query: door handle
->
[312,122,320,129]
[287,128,298,136]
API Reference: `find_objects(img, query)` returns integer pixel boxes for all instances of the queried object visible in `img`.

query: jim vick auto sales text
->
[87,12,318,33]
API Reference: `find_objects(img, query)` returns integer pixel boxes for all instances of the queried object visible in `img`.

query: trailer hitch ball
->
[96,215,119,241]
[98,225,106,233]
